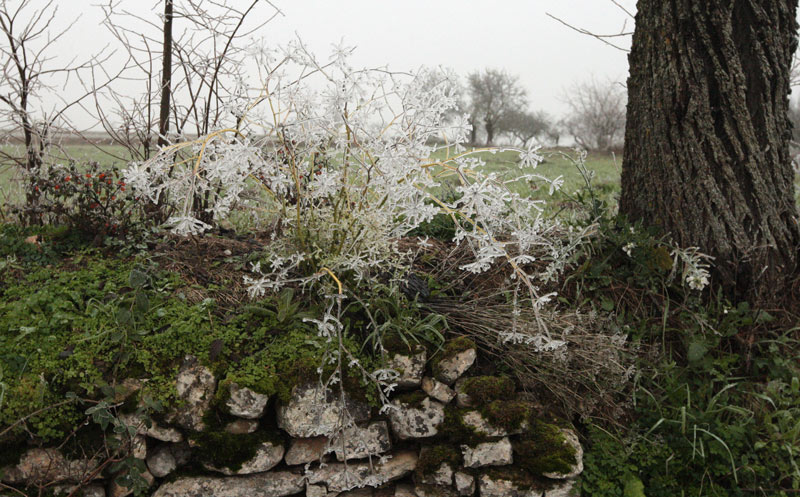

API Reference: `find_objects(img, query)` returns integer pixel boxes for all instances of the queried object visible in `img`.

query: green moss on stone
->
[513,419,577,476]
[461,376,515,405]
[382,333,424,358]
[438,405,485,447]
[480,400,532,432]
[190,415,284,473]
[416,445,462,476]
[395,390,428,408]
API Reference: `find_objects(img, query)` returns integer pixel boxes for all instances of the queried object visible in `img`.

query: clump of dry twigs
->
[412,235,638,426]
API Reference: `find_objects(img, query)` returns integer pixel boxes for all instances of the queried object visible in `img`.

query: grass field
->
[428,146,622,219]
[0,143,624,217]
[11,142,799,221]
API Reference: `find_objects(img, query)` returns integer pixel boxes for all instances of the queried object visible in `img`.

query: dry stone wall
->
[1,338,582,497]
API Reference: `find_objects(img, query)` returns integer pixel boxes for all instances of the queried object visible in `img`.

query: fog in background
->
[18,0,635,130]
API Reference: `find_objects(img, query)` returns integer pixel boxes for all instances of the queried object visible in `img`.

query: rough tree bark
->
[620,0,800,303]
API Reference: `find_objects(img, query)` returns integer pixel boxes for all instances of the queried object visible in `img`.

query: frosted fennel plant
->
[124,44,588,453]
[126,43,580,315]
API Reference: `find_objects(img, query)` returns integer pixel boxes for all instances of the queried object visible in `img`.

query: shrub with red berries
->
[12,162,141,240]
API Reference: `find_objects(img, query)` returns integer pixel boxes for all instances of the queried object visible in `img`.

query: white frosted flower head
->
[163,216,211,236]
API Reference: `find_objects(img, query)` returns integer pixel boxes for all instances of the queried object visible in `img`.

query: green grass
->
[428,147,623,217]
[5,141,799,222]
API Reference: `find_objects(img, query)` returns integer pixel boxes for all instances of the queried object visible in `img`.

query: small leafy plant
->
[13,162,139,240]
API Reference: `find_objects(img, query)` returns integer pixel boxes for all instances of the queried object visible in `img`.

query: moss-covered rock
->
[190,427,284,474]
[512,420,579,478]
[480,400,532,433]
[458,376,515,406]
[416,445,462,477]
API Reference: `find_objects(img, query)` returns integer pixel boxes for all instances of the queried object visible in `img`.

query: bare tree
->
[546,119,565,147]
[86,0,280,163]
[157,0,174,150]
[467,69,527,146]
[0,0,109,218]
[563,78,626,151]
[500,109,551,148]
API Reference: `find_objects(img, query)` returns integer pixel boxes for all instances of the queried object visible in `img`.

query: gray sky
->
[24,0,636,127]
[268,0,634,117]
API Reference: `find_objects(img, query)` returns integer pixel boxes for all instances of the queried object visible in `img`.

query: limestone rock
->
[166,357,217,431]
[307,450,417,493]
[387,349,426,388]
[285,436,330,466]
[338,489,373,497]
[226,383,269,419]
[147,445,177,478]
[414,484,457,497]
[388,397,445,440]
[82,484,107,497]
[462,438,513,468]
[52,483,107,497]
[332,421,392,461]
[460,410,527,437]
[277,383,370,438]
[203,440,284,476]
[421,377,455,404]
[434,347,475,385]
[306,484,328,497]
[416,461,453,486]
[542,429,583,479]
[453,378,473,408]
[132,435,147,460]
[151,471,305,497]
[225,419,259,434]
[2,449,100,485]
[478,474,541,497]
[0,463,23,484]
[119,413,183,443]
[454,471,475,496]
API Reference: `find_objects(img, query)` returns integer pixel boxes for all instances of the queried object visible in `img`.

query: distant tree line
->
[443,68,626,150]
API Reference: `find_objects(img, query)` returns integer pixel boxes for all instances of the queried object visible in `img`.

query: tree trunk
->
[620,0,800,304]
[469,114,478,146]
[157,0,173,149]
[485,118,495,146]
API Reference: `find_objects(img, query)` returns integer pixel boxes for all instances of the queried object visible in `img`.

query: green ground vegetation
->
[0,225,427,461]
[0,139,798,497]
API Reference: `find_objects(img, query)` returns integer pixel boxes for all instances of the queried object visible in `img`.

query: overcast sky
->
[266,0,636,118]
[19,0,636,127]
